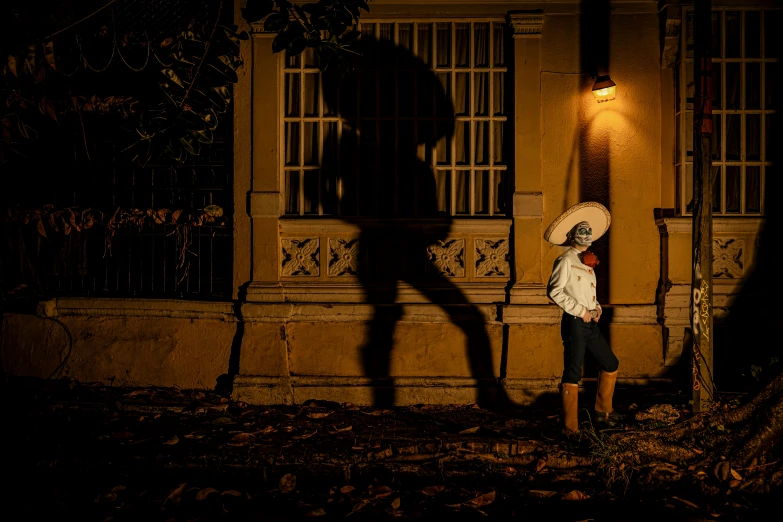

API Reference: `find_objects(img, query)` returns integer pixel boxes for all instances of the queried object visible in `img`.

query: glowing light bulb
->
[592,75,617,103]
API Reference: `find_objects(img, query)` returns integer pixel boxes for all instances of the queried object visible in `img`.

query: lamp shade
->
[592,75,616,103]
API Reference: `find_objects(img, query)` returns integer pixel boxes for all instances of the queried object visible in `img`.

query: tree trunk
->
[690,0,715,413]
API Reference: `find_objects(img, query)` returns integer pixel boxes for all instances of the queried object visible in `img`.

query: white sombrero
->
[543,201,611,245]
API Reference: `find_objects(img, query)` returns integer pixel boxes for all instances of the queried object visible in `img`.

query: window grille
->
[283,21,509,217]
[1,115,232,300]
[675,8,780,215]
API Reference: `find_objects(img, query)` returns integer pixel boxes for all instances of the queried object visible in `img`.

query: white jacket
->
[546,247,601,318]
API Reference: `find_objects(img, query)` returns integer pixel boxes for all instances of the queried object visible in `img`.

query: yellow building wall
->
[2,3,673,405]
[539,13,661,305]
[2,311,235,389]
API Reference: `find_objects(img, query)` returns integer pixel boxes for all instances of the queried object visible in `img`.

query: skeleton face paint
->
[569,221,593,247]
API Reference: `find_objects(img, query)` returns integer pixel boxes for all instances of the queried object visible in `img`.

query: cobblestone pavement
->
[1,378,760,521]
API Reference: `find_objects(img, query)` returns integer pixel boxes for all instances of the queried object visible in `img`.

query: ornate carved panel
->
[281,238,320,276]
[427,239,465,277]
[713,238,744,278]
[507,12,544,38]
[328,238,360,276]
[662,19,681,68]
[475,239,510,277]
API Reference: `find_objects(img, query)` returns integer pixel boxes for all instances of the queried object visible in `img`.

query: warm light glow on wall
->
[592,75,616,103]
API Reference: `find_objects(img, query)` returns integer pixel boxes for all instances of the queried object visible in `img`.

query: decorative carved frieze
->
[328,238,360,276]
[281,238,320,276]
[662,19,681,68]
[427,239,465,277]
[475,239,510,277]
[713,238,744,278]
[507,12,544,38]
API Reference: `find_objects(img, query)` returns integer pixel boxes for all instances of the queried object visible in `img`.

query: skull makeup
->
[569,221,593,247]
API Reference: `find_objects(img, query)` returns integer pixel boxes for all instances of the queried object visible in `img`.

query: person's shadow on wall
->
[319,36,505,408]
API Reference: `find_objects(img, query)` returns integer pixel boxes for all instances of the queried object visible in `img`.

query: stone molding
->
[35,298,236,321]
[507,11,544,38]
[28,298,664,327]
[279,218,512,236]
[240,302,501,323]
[501,305,560,324]
[508,284,550,305]
[656,217,764,235]
[661,282,746,366]
[246,281,509,304]
[501,303,658,325]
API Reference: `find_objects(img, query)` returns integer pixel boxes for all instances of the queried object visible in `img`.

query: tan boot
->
[560,383,580,435]
[594,370,624,424]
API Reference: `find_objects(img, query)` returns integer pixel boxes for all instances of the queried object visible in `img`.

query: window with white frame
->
[676,8,779,215]
[282,21,509,217]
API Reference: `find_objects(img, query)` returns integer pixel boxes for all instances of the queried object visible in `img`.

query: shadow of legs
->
[360,283,402,408]
[413,275,509,408]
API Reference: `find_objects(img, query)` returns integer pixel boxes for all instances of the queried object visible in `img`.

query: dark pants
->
[561,313,619,384]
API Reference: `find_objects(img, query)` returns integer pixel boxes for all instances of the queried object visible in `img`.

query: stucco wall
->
[2,3,673,404]
[1,301,236,389]
[540,12,661,305]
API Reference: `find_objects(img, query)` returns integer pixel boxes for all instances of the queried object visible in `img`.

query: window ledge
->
[655,216,764,235]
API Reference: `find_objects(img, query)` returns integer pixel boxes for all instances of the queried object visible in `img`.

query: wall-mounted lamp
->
[592,75,617,103]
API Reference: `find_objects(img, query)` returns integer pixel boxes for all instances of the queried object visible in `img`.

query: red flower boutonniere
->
[582,251,600,268]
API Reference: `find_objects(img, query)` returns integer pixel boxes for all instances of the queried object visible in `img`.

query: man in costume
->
[544,202,623,435]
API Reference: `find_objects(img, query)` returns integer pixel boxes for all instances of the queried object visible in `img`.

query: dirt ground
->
[1,377,778,521]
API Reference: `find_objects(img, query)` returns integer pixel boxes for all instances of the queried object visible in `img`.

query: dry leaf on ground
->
[364,409,393,416]
[536,459,547,473]
[165,483,187,504]
[163,436,179,445]
[280,473,297,493]
[95,493,116,503]
[459,426,480,434]
[340,485,355,494]
[463,491,495,508]
[528,490,558,498]
[372,485,393,498]
[562,490,589,501]
[221,490,243,497]
[231,433,255,443]
[211,417,234,425]
[420,485,445,495]
[671,496,700,509]
[305,507,326,516]
[307,412,333,419]
[255,425,277,435]
[292,431,317,440]
[391,497,401,510]
[196,487,219,500]
[351,499,371,513]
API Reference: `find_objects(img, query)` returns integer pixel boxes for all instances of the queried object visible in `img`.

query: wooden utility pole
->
[691,0,715,412]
